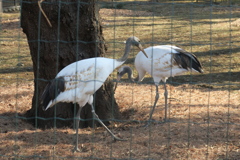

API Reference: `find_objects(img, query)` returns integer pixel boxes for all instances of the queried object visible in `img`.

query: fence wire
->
[0,0,240,159]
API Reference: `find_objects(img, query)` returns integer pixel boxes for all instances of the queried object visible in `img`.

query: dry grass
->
[0,83,240,159]
[101,2,240,91]
[1,1,240,159]
[0,13,33,86]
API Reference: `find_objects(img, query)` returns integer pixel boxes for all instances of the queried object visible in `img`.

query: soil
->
[1,82,239,159]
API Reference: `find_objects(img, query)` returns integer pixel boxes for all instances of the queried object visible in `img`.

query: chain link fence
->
[0,0,240,159]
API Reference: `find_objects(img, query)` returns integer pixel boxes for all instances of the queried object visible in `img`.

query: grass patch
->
[0,1,240,159]
[0,1,239,89]
[100,1,240,90]
[0,13,33,86]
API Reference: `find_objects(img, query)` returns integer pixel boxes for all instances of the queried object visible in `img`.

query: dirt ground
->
[1,3,240,160]
[0,82,239,160]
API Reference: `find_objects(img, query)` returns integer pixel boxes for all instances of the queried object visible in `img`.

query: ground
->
[0,82,239,159]
[1,1,240,159]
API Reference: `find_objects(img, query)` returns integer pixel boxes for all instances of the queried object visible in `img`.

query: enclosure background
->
[0,0,240,159]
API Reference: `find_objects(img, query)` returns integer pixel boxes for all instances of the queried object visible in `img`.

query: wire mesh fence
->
[0,0,240,159]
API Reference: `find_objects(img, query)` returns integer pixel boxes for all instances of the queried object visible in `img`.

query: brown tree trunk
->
[21,0,120,129]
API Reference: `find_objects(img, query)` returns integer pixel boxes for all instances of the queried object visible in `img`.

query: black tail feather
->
[41,77,65,110]
[174,48,203,73]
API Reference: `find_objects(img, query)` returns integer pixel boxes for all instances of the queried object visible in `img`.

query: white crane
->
[40,36,148,152]
[116,45,203,126]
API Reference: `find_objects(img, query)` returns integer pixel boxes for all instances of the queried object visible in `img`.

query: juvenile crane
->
[116,45,203,126]
[41,36,148,152]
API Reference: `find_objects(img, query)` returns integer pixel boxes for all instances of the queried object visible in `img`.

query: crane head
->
[127,36,148,58]
[114,66,134,92]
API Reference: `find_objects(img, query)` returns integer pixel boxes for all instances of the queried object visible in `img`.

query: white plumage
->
[116,45,203,126]
[45,57,123,110]
[41,36,148,152]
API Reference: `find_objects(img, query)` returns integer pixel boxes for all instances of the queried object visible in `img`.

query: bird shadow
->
[115,70,240,91]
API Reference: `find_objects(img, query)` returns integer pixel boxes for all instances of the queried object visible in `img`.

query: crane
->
[115,45,203,126]
[40,36,148,152]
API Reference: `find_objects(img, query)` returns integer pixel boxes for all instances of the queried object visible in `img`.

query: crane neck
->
[116,42,132,63]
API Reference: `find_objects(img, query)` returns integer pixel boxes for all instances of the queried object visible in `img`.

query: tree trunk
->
[21,0,120,129]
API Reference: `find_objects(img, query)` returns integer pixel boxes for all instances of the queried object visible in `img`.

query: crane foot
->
[142,121,151,128]
[142,119,156,128]
[113,136,127,142]
[73,147,81,153]
[163,118,168,123]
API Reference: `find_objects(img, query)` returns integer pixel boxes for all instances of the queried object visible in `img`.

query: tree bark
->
[21,0,120,129]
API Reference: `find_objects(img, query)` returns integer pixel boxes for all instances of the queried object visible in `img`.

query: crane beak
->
[138,45,148,58]
[113,73,121,92]
[117,73,121,82]
[114,74,121,92]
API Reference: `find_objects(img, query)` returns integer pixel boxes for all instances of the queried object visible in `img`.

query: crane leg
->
[144,85,159,127]
[163,83,168,122]
[73,106,82,152]
[90,104,126,141]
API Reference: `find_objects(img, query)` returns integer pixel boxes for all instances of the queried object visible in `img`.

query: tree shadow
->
[100,1,239,19]
[117,70,240,90]
[1,18,20,31]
